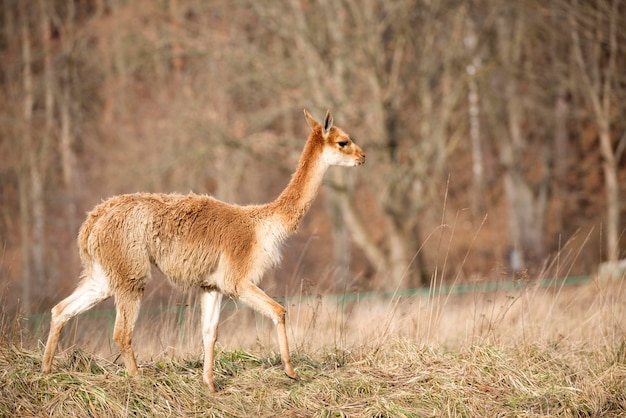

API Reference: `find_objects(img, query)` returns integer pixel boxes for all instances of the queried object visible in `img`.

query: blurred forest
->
[1,0,626,314]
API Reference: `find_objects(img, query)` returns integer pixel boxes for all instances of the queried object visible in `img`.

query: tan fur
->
[41,109,365,392]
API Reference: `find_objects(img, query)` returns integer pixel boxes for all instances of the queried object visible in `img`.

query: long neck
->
[269,134,329,232]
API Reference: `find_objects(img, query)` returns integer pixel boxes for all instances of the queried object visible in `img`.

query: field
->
[1,278,625,417]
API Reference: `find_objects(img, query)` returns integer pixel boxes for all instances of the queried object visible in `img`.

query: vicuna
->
[41,109,365,391]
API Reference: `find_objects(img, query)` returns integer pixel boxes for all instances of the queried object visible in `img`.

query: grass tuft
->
[1,337,626,416]
[2,279,626,416]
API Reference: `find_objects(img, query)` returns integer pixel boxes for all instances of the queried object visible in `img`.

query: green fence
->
[328,274,592,304]
[26,275,593,335]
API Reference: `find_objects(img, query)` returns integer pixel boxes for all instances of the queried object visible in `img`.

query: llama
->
[41,109,365,392]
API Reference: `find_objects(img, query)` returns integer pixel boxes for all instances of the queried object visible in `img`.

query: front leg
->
[200,290,222,392]
[238,283,298,380]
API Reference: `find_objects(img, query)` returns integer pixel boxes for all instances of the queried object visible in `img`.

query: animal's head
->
[304,109,366,167]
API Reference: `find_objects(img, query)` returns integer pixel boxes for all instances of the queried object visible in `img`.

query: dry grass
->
[1,278,626,417]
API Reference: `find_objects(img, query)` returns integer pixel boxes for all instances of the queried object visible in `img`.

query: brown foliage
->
[0,0,625,313]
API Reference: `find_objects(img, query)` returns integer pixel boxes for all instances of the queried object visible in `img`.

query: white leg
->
[42,263,112,374]
[201,290,222,392]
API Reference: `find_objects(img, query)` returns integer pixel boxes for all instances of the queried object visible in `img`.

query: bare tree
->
[18,0,37,313]
[569,0,625,263]
[3,0,626,314]
[465,15,485,218]
[242,0,469,289]
[483,6,552,273]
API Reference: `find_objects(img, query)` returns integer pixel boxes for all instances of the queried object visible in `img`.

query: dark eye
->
[337,141,349,148]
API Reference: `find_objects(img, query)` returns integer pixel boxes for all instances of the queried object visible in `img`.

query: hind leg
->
[112,293,142,375]
[42,263,112,374]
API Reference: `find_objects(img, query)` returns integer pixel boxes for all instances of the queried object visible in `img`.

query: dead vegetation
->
[1,279,625,417]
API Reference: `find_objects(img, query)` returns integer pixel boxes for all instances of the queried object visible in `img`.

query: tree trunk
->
[569,0,621,262]
[552,94,569,234]
[497,12,550,273]
[465,19,484,217]
[326,175,352,291]
[599,0,620,262]
[36,0,53,293]
[19,171,32,314]
[503,170,549,271]
[19,0,35,314]
[169,0,185,74]
[600,125,620,261]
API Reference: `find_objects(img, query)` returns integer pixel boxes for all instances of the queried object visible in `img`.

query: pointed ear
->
[304,109,317,130]
[322,110,333,137]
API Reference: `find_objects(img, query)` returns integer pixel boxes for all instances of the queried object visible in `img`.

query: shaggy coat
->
[41,109,365,392]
